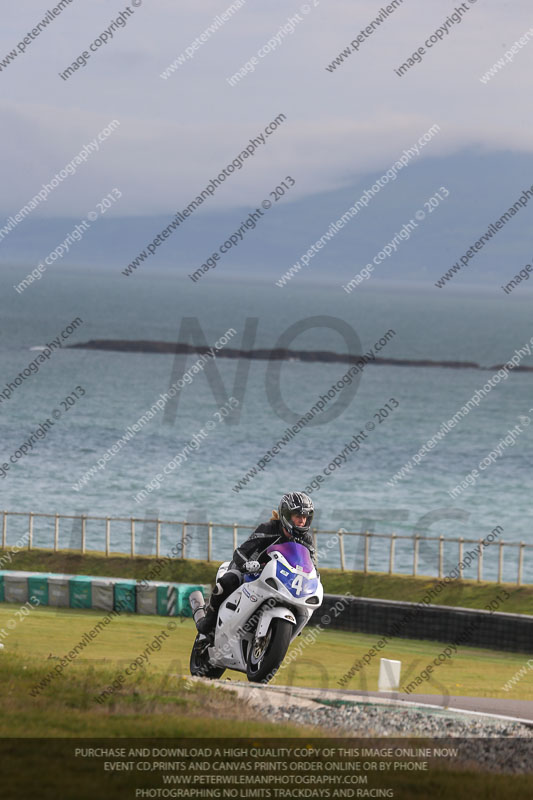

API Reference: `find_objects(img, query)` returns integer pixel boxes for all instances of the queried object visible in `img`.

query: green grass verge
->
[2,547,532,614]
[1,604,532,798]
[0,601,531,740]
[326,570,533,615]
[0,605,316,738]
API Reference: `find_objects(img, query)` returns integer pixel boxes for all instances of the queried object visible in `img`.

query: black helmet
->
[278,492,314,538]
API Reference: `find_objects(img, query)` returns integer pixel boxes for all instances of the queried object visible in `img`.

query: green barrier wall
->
[69,576,93,609]
[156,585,171,616]
[114,581,136,613]
[0,571,209,618]
[28,574,49,606]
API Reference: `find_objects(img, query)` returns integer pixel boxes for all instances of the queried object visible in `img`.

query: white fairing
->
[256,606,297,638]
[205,546,323,673]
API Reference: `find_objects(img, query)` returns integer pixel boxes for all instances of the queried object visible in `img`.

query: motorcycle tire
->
[246,618,292,684]
[190,633,225,679]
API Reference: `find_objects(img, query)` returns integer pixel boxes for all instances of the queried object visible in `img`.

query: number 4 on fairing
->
[291,575,303,595]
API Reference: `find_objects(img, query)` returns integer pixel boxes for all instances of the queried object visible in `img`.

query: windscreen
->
[266,541,314,573]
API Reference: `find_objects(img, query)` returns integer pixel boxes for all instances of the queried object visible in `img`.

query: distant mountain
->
[2,149,533,286]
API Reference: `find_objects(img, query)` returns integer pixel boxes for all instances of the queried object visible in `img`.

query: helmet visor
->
[290,510,313,531]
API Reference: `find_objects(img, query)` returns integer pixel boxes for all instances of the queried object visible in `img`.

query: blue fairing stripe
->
[276,562,318,595]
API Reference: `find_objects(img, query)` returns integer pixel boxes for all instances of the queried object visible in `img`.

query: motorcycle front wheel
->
[246,618,292,684]
[190,633,225,679]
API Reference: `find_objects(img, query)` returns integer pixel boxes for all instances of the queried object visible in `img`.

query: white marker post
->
[378,658,401,691]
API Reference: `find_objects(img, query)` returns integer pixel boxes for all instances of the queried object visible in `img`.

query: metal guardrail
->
[0,510,530,585]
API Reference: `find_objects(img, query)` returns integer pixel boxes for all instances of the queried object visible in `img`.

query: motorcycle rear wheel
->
[190,633,225,679]
[246,618,292,684]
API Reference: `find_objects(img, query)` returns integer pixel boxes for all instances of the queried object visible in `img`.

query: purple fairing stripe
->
[266,541,314,573]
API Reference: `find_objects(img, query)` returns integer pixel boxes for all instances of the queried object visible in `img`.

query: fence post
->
[338,529,346,571]
[81,515,86,554]
[518,542,524,586]
[438,536,444,578]
[156,519,161,558]
[458,537,464,579]
[389,534,396,575]
[207,522,213,562]
[130,518,135,557]
[181,522,187,559]
[498,540,504,583]
[364,531,370,574]
[105,517,110,557]
[28,512,33,550]
[54,514,59,552]
[477,538,483,582]
[413,535,419,576]
[233,523,238,551]
[2,512,6,549]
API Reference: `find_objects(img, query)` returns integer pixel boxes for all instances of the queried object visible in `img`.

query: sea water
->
[0,265,531,581]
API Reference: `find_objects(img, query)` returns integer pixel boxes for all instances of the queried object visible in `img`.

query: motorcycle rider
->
[195,492,317,637]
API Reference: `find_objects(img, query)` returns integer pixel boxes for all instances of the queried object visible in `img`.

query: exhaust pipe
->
[189,590,206,629]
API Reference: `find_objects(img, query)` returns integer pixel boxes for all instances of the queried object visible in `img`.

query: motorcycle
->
[189,540,323,684]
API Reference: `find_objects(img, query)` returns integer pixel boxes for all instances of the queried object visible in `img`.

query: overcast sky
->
[2,0,532,218]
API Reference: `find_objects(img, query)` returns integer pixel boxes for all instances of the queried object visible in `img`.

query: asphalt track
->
[217,680,533,726]
[340,689,533,724]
